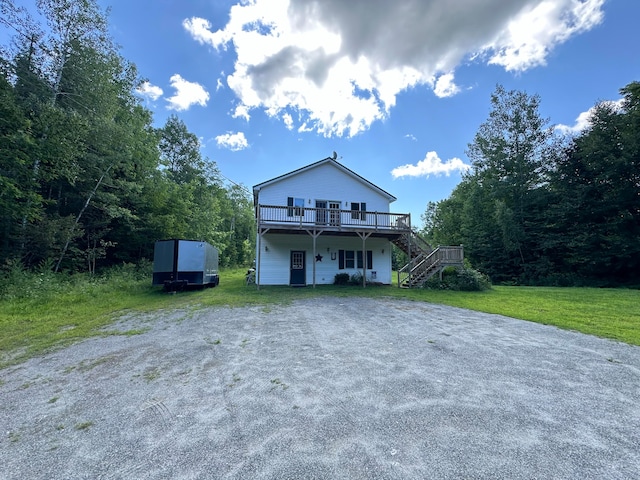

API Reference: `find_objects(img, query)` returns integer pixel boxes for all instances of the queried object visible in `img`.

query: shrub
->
[349,273,364,285]
[100,260,153,282]
[423,265,491,291]
[0,259,66,300]
[0,260,154,301]
[333,273,350,285]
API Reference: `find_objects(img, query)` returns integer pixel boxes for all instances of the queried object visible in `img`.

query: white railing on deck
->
[257,205,411,231]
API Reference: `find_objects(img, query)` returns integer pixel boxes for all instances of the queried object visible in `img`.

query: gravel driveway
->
[1,297,639,479]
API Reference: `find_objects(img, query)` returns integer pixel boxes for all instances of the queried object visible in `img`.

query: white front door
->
[329,202,341,226]
[315,200,327,225]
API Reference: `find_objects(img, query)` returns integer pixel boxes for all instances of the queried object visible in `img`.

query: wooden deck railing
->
[398,245,464,287]
[435,246,465,265]
[256,205,411,232]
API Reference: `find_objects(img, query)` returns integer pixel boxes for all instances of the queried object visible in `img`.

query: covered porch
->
[255,205,412,288]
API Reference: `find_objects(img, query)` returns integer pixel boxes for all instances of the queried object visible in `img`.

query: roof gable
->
[253,157,397,203]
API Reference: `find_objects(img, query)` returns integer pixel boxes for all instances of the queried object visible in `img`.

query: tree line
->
[0,0,255,273]
[422,82,640,286]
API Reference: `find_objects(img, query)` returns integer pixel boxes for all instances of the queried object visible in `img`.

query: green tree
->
[159,114,205,185]
[2,0,164,272]
[549,82,640,285]
[50,41,152,271]
[221,184,255,267]
[0,73,39,261]
[36,0,112,97]
[1,0,257,273]
[465,85,556,280]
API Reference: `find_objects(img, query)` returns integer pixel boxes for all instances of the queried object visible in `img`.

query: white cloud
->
[433,73,460,98]
[232,104,251,121]
[136,81,163,101]
[166,74,210,111]
[391,151,471,179]
[556,99,624,134]
[216,131,249,151]
[555,109,593,135]
[405,134,417,142]
[484,0,605,72]
[183,17,232,50]
[297,122,314,133]
[283,112,294,130]
[184,0,605,136]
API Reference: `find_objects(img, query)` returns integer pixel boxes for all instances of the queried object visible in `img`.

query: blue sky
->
[6,0,640,226]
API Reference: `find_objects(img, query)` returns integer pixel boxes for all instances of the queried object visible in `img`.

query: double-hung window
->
[351,202,367,221]
[287,197,305,217]
[339,250,373,269]
[345,250,355,268]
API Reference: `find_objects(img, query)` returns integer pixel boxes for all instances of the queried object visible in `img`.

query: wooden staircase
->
[393,230,464,288]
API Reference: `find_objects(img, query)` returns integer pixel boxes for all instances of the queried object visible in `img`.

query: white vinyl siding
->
[255,160,396,285]
[257,162,390,214]
[256,236,391,285]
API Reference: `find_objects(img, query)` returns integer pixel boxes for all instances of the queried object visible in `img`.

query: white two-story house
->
[253,155,464,288]
[253,155,401,287]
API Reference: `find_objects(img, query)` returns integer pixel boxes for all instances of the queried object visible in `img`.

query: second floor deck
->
[256,204,411,235]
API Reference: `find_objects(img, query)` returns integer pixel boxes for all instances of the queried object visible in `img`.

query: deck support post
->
[257,230,262,290]
[356,231,372,288]
[408,216,412,288]
[256,226,270,290]
[305,229,322,288]
[256,207,261,290]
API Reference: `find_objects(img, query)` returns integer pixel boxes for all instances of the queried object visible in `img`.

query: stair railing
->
[398,249,439,288]
[410,229,434,256]
[397,251,426,287]
[407,249,440,287]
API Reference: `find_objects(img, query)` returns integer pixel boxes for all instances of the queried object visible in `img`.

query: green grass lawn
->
[413,286,640,345]
[1,267,639,368]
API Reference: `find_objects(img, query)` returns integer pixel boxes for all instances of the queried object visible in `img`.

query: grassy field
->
[1,267,639,368]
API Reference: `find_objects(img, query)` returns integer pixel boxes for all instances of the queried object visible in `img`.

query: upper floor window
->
[351,202,367,221]
[287,197,305,217]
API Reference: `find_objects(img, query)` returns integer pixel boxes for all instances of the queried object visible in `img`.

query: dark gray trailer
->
[152,239,219,291]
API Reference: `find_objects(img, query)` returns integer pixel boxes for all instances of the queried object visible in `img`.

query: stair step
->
[392,230,432,260]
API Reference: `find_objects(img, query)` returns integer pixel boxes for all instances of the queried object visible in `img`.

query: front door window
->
[292,251,304,269]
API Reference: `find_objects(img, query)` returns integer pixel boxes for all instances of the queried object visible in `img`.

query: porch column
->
[257,229,262,290]
[305,229,322,288]
[357,231,372,288]
[312,231,317,288]
[407,215,412,289]
[256,226,270,290]
[256,206,262,290]
[362,234,366,288]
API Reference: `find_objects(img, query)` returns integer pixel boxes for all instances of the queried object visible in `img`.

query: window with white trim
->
[287,197,304,217]
[351,202,367,221]
[339,250,373,269]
